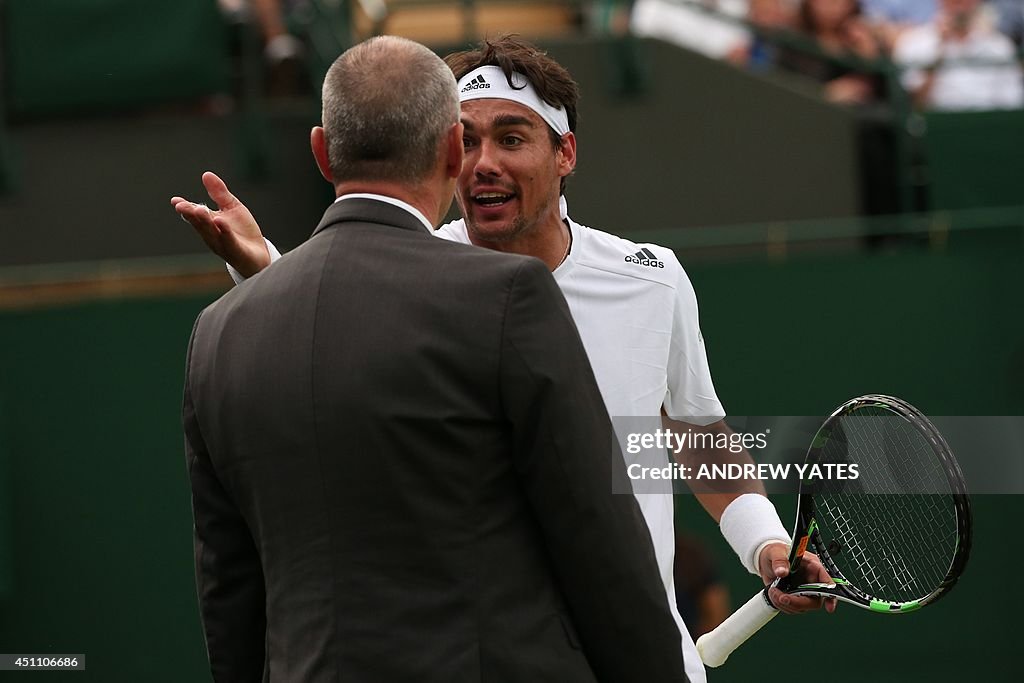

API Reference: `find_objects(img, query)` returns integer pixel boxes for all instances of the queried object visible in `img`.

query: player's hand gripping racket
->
[696,394,972,667]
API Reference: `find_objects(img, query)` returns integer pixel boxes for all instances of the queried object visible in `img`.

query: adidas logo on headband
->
[456,66,570,136]
[460,75,490,93]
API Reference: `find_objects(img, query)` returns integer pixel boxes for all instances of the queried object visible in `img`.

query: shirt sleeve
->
[662,258,725,425]
[226,238,283,285]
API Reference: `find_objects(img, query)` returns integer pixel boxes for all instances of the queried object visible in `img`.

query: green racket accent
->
[869,599,923,613]
[833,578,849,585]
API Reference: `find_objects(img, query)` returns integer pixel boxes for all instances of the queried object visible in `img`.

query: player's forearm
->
[690,446,771,523]
[665,418,767,522]
[694,489,764,525]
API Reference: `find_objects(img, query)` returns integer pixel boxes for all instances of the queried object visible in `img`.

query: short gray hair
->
[321,37,459,184]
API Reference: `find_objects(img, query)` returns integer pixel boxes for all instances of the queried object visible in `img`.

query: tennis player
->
[174,35,834,682]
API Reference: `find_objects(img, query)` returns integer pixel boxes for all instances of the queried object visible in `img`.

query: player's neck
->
[471,214,570,272]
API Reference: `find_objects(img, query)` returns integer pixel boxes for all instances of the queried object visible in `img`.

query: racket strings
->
[813,408,958,603]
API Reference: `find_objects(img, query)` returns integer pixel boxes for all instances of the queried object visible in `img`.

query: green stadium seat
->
[5,0,230,117]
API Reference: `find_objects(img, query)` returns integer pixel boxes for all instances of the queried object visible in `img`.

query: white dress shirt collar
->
[334,193,434,232]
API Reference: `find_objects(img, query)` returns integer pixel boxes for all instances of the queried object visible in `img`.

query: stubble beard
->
[463,191,557,247]
[466,212,530,245]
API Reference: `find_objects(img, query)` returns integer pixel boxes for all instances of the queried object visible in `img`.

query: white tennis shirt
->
[244,198,724,682]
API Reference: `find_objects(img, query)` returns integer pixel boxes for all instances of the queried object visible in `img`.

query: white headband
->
[457,65,570,137]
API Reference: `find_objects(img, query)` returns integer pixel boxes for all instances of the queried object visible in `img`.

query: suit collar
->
[312,197,433,238]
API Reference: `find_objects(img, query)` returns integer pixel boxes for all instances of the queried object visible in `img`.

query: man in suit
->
[181,36,687,682]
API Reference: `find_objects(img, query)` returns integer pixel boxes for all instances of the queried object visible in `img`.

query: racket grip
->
[696,587,779,667]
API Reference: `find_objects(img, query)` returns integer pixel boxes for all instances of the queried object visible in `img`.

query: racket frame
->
[773,394,973,612]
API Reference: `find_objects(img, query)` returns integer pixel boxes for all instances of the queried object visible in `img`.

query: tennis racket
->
[695,394,972,667]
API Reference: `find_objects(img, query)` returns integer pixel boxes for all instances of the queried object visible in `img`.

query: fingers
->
[757,542,792,585]
[769,551,840,616]
[173,198,221,236]
[802,553,833,584]
[201,171,239,210]
[773,593,837,615]
[769,586,827,615]
[781,592,822,613]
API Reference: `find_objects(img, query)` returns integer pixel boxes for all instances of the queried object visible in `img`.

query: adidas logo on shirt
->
[460,75,490,92]
[624,248,664,268]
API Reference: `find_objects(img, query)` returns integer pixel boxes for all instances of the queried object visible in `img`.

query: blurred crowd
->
[631,0,1024,110]
[218,0,311,96]
[213,0,1024,111]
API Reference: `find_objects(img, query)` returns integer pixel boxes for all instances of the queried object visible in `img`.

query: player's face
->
[457,99,574,244]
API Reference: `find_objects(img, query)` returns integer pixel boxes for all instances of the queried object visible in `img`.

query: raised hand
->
[171,171,272,278]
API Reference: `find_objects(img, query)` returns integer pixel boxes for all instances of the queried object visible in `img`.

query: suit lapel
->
[311,198,431,238]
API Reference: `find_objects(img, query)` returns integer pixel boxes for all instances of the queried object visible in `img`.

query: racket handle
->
[696,587,779,667]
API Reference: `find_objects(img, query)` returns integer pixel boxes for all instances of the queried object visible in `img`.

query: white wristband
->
[719,493,790,576]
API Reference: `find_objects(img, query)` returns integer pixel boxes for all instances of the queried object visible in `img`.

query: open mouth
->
[472,192,515,208]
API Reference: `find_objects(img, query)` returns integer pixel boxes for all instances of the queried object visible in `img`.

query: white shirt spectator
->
[894,16,1024,110]
[632,0,751,59]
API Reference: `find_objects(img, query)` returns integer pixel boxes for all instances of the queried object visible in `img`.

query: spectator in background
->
[726,0,798,69]
[254,0,304,63]
[673,530,731,638]
[632,0,752,59]
[779,0,886,104]
[861,0,938,49]
[894,0,1024,110]
[219,0,307,94]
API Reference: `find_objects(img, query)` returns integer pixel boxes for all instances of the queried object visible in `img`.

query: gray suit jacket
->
[183,198,686,682]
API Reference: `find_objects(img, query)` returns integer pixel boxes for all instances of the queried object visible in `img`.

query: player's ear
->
[443,121,464,180]
[556,132,576,179]
[310,126,333,183]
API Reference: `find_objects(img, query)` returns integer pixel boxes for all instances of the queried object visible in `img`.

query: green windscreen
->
[923,109,1024,211]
